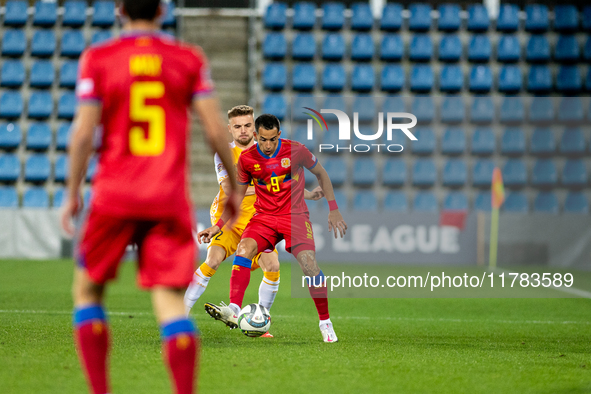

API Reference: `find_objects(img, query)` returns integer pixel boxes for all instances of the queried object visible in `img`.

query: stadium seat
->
[409,4,432,32]
[56,123,71,151]
[502,159,527,188]
[30,61,55,89]
[474,191,492,211]
[23,187,49,208]
[560,127,586,155]
[58,93,76,120]
[438,4,460,32]
[384,191,408,212]
[382,159,406,187]
[442,159,467,187]
[351,2,373,31]
[563,159,588,188]
[443,191,468,210]
[382,96,405,113]
[441,127,465,155]
[24,154,50,183]
[352,158,377,187]
[585,37,591,62]
[529,97,554,123]
[262,94,286,121]
[531,159,557,187]
[0,60,25,88]
[527,65,552,93]
[534,192,558,213]
[440,96,465,123]
[530,128,555,156]
[61,30,86,57]
[468,35,491,62]
[264,2,287,29]
[0,92,23,119]
[526,35,550,63]
[33,1,57,27]
[351,65,375,92]
[0,123,21,150]
[496,4,519,32]
[499,97,524,124]
[161,1,176,28]
[380,3,402,31]
[471,127,495,155]
[498,66,523,93]
[292,95,316,121]
[291,33,315,60]
[558,97,584,123]
[0,154,20,182]
[472,159,495,187]
[410,65,434,92]
[321,33,345,61]
[322,95,347,113]
[262,64,286,91]
[413,191,438,212]
[92,1,116,27]
[0,186,18,208]
[411,96,435,123]
[469,66,492,93]
[584,6,591,31]
[91,31,113,45]
[291,124,316,151]
[380,34,403,61]
[409,35,433,61]
[352,95,376,123]
[352,191,377,212]
[26,123,51,151]
[497,35,521,63]
[293,2,316,30]
[504,192,529,213]
[412,159,437,187]
[554,5,578,33]
[2,29,26,57]
[351,33,374,61]
[380,65,404,92]
[321,2,344,31]
[86,156,98,182]
[4,1,27,26]
[439,65,463,93]
[564,192,588,213]
[555,35,580,62]
[500,128,526,155]
[63,1,86,27]
[59,61,78,89]
[28,92,53,119]
[323,158,347,187]
[525,4,549,32]
[467,4,489,32]
[322,64,346,92]
[31,30,56,57]
[438,35,462,62]
[586,68,591,92]
[52,187,65,208]
[411,127,435,155]
[292,64,316,91]
[321,124,340,149]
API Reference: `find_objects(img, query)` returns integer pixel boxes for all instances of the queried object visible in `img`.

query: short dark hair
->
[123,0,161,21]
[255,114,281,134]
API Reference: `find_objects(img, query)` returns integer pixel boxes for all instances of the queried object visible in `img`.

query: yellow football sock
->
[263,271,280,282]
[199,263,217,278]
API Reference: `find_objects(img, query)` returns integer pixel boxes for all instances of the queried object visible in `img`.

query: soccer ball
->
[237,304,271,337]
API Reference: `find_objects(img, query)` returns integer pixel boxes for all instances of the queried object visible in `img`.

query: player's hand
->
[197,225,220,244]
[61,193,82,237]
[305,186,325,201]
[328,210,347,239]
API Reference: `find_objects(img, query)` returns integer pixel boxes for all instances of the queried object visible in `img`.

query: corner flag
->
[491,167,505,209]
[489,167,504,269]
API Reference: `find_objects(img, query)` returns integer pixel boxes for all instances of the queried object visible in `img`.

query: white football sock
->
[229,303,241,316]
[184,269,211,313]
[258,277,280,311]
[319,318,332,326]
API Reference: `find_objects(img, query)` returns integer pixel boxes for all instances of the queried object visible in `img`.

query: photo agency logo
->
[302,107,418,153]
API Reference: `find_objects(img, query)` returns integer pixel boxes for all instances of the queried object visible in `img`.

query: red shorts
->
[242,213,315,257]
[77,208,196,288]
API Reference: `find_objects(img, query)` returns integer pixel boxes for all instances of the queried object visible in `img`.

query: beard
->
[236,135,253,146]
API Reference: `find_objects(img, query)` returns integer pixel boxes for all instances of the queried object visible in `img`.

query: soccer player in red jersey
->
[60,1,238,393]
[199,114,347,343]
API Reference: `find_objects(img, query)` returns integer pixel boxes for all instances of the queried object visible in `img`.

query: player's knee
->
[72,271,104,305]
[204,256,222,270]
[235,240,257,260]
[261,255,280,272]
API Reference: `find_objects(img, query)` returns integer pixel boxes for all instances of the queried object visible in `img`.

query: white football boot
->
[204,301,238,329]
[319,321,338,343]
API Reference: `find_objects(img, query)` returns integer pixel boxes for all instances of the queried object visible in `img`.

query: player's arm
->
[304,186,324,201]
[197,182,248,244]
[221,178,255,196]
[309,161,347,238]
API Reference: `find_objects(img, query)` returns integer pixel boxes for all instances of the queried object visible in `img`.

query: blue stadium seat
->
[413,191,438,212]
[52,187,65,208]
[0,186,18,208]
[86,156,98,182]
[31,30,56,57]
[529,97,554,123]
[292,64,316,91]
[33,1,57,27]
[411,127,435,155]
[526,35,550,62]
[352,95,375,123]
[438,35,462,62]
[380,34,403,61]
[381,3,402,31]
[441,127,465,155]
[292,95,316,121]
[92,1,116,27]
[469,66,492,93]
[56,123,71,151]
[440,96,465,123]
[442,159,467,187]
[322,64,346,92]
[61,30,86,57]
[497,35,520,63]
[58,93,76,119]
[525,4,549,32]
[24,154,50,182]
[411,96,435,123]
[467,4,489,32]
[291,124,316,151]
[474,191,492,212]
[351,2,373,31]
[439,65,463,92]
[530,128,555,156]
[527,65,552,93]
[263,64,286,91]
[412,158,437,187]
[30,61,55,88]
[4,1,27,26]
[382,159,406,187]
[0,92,23,119]
[531,159,557,187]
[26,123,51,151]
[560,127,586,155]
[502,159,527,188]
[322,2,344,31]
[501,128,526,155]
[162,1,176,28]
[499,97,524,124]
[438,4,460,32]
[472,159,495,187]
[584,6,591,31]
[0,60,25,87]
[264,2,287,29]
[534,192,558,213]
[91,31,113,45]
[293,2,316,30]
[291,33,315,60]
[563,159,588,187]
[59,61,78,89]
[380,65,404,92]
[262,94,287,121]
[410,65,434,92]
[28,92,53,119]
[352,158,376,186]
[0,154,20,182]
[23,187,49,208]
[585,37,591,62]
[555,35,580,62]
[554,5,578,33]
[443,191,468,210]
[564,192,589,213]
[558,97,584,123]
[496,4,519,32]
[471,127,495,155]
[323,157,347,187]
[351,65,375,92]
[384,191,408,212]
[321,33,345,61]
[0,123,21,150]
[382,96,405,113]
[504,192,529,213]
[2,29,26,57]
[468,35,491,61]
[351,33,374,61]
[409,4,432,32]
[586,68,591,92]
[63,1,87,27]
[322,95,347,113]
[352,191,377,212]
[409,35,433,61]
[498,66,523,93]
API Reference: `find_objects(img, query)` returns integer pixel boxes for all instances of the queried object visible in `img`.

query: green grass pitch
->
[1,259,590,393]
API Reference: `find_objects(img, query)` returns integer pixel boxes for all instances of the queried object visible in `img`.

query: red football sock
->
[309,285,330,321]
[74,317,110,394]
[163,333,199,394]
[229,258,252,308]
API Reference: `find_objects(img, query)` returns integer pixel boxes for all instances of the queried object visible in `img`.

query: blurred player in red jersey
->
[199,114,347,343]
[61,1,238,393]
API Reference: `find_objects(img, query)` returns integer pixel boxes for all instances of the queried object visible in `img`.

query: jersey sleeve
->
[236,155,252,185]
[191,47,215,99]
[297,143,318,170]
[213,153,229,184]
[75,49,101,102]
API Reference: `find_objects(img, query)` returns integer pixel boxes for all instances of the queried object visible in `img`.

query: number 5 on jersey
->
[129,81,165,156]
